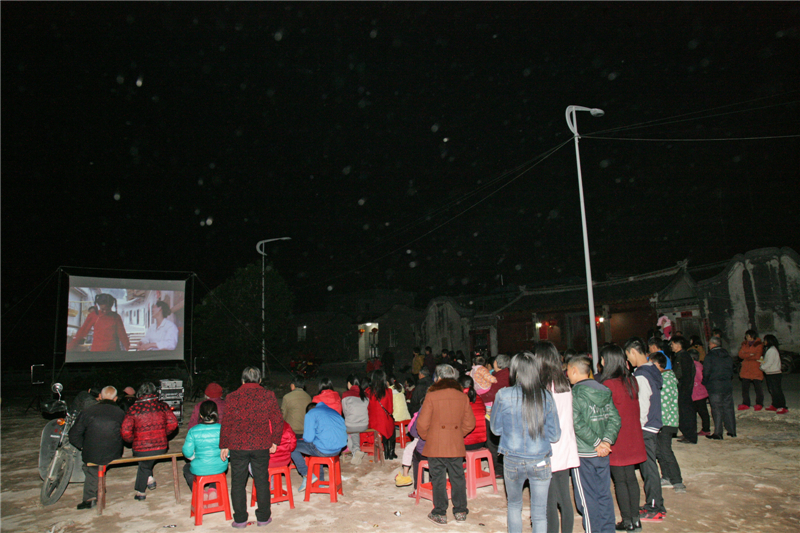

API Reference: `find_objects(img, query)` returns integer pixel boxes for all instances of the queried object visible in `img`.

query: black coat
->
[69,399,125,465]
[409,376,433,415]
[702,347,734,394]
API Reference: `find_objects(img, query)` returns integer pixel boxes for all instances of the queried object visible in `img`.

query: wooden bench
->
[87,452,184,515]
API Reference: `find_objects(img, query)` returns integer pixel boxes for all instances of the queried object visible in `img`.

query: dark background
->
[2,2,799,369]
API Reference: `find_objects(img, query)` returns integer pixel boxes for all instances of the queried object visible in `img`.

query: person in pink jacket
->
[537,342,579,533]
[689,349,711,436]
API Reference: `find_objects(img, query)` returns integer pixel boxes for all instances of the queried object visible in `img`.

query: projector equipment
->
[158,378,184,424]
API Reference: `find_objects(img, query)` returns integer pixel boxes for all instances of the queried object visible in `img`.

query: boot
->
[388,434,398,459]
[383,437,391,460]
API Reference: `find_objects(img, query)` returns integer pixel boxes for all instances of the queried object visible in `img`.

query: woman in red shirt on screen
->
[68,293,130,351]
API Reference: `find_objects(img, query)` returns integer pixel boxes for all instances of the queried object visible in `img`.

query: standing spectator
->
[688,336,706,362]
[703,337,737,439]
[181,400,228,490]
[409,367,433,416]
[689,349,711,436]
[291,402,347,492]
[367,369,396,460]
[187,382,225,429]
[281,377,312,437]
[761,335,788,414]
[624,338,666,523]
[669,336,697,444]
[537,342,579,533]
[567,354,621,533]
[220,367,284,528]
[342,374,370,465]
[423,346,436,376]
[650,352,686,493]
[738,330,765,411]
[121,382,179,501]
[312,377,342,415]
[417,364,476,525]
[480,353,512,477]
[411,347,425,376]
[458,375,487,451]
[69,386,125,509]
[598,345,646,532]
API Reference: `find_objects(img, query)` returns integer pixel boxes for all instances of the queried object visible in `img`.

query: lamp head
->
[590,108,604,117]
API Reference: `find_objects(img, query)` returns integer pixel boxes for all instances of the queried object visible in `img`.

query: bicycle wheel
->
[41,448,74,506]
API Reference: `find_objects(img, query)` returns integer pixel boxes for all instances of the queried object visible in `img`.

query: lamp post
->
[256,237,291,377]
[565,105,604,371]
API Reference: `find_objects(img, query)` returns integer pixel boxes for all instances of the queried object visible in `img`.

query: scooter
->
[39,383,85,506]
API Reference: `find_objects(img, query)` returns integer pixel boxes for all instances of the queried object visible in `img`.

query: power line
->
[584,133,800,142]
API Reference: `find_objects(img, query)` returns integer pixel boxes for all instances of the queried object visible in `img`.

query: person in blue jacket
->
[291,402,347,492]
[182,400,228,490]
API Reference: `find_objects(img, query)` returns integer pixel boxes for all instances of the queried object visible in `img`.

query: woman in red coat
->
[367,369,395,460]
[738,330,765,410]
[598,345,647,531]
[458,375,487,450]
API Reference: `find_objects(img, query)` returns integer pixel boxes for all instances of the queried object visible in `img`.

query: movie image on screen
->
[65,275,186,363]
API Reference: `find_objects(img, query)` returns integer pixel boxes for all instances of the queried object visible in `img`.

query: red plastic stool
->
[415,460,452,506]
[465,448,497,499]
[304,455,344,502]
[394,419,412,448]
[190,473,232,525]
[359,429,384,464]
[250,465,295,509]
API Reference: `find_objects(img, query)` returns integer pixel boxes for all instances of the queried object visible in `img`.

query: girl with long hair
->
[490,352,561,533]
[182,400,228,490]
[761,335,788,413]
[367,369,396,460]
[342,374,370,464]
[312,376,342,414]
[535,341,579,533]
[598,344,646,531]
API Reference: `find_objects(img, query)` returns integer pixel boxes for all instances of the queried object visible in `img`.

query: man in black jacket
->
[69,386,125,509]
[670,336,697,444]
[702,337,737,439]
[409,367,433,415]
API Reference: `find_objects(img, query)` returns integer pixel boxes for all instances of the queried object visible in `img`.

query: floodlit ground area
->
[3,374,799,533]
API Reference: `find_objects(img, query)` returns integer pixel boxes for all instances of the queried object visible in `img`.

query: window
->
[389,327,399,348]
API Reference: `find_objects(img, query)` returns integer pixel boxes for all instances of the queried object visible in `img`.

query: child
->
[650,351,686,493]
[623,337,666,523]
[657,314,672,341]
[182,400,228,492]
[469,355,497,394]
[567,354,621,533]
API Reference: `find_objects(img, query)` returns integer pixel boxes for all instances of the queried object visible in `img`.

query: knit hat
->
[205,382,223,399]
[123,386,136,396]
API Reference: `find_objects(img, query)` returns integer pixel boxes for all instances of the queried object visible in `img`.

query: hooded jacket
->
[571,378,621,457]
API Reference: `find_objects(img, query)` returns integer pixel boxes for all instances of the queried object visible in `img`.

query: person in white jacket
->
[760,335,788,414]
[537,342,579,533]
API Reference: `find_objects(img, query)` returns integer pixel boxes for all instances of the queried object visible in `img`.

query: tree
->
[192,263,293,384]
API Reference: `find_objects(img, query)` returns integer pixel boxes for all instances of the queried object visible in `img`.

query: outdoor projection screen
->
[65,275,186,363]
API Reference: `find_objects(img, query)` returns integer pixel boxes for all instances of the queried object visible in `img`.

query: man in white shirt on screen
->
[137,301,179,351]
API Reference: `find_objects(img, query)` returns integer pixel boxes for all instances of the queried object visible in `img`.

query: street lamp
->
[256,237,291,377]
[565,105,604,371]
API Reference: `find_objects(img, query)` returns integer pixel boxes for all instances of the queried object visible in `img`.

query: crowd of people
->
[65,327,789,531]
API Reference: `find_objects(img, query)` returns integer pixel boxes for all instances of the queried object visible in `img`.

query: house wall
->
[421,300,471,356]
[700,248,800,352]
[376,307,422,369]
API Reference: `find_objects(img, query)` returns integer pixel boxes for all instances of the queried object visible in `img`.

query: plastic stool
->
[304,455,344,502]
[415,460,451,506]
[190,473,232,525]
[465,448,497,499]
[394,419,412,448]
[250,465,295,509]
[359,429,384,464]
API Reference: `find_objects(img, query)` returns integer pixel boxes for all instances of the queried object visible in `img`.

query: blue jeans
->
[291,440,336,479]
[503,455,552,533]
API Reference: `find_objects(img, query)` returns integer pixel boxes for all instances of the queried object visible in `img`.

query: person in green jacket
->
[567,354,621,533]
[650,351,686,493]
[182,400,228,491]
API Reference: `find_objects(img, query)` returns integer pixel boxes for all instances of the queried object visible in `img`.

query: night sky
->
[3,2,799,332]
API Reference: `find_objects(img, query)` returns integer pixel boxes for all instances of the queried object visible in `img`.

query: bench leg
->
[97,466,106,516]
[172,457,180,503]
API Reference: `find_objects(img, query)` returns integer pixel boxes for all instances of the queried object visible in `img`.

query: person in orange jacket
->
[737,330,764,411]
